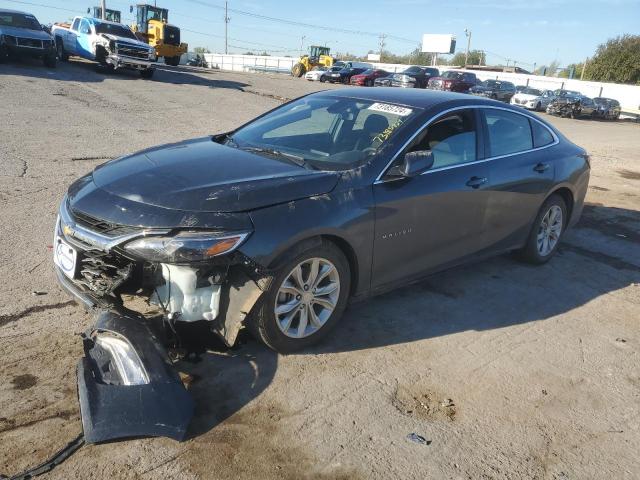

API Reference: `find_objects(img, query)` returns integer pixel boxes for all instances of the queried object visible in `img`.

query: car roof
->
[315,87,520,110]
[0,9,34,15]
[83,16,125,27]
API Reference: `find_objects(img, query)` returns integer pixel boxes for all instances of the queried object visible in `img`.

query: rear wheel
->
[517,194,567,264]
[291,62,306,77]
[164,56,180,66]
[535,102,541,111]
[249,241,350,353]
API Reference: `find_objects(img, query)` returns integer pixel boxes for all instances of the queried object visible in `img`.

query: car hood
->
[0,25,52,40]
[513,93,540,101]
[90,137,340,213]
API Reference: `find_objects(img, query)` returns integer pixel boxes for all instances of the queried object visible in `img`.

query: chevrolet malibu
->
[54,89,590,355]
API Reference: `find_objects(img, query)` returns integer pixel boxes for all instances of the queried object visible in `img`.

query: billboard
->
[367,53,381,62]
[422,34,456,54]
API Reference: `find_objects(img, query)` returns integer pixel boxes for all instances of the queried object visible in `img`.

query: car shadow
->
[176,202,639,438]
[0,57,250,90]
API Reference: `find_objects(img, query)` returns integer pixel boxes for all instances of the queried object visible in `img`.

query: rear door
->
[371,108,492,289]
[481,108,557,251]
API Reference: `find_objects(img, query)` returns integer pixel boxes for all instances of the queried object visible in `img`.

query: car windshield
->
[522,88,542,95]
[482,80,500,87]
[0,11,41,30]
[556,90,581,97]
[95,22,137,40]
[404,66,421,73]
[360,69,374,75]
[442,71,464,80]
[225,96,421,171]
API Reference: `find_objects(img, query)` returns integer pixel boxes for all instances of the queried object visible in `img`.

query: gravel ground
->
[0,59,638,480]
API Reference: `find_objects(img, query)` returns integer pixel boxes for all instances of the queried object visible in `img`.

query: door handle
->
[534,163,550,173]
[466,176,488,189]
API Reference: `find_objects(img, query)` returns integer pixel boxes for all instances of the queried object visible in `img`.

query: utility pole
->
[224,1,230,55]
[464,28,471,68]
[378,33,386,62]
[580,57,588,80]
[100,0,106,20]
[300,35,306,56]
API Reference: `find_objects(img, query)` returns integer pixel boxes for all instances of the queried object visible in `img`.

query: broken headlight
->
[123,231,250,263]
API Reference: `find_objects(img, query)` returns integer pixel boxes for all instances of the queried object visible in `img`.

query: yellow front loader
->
[131,4,187,66]
[291,45,334,77]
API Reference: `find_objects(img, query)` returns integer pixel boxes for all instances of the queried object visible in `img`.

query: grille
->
[69,208,140,237]
[115,42,149,60]
[163,25,180,46]
[16,38,43,48]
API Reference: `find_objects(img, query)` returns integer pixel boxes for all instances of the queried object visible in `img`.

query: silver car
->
[510,88,555,111]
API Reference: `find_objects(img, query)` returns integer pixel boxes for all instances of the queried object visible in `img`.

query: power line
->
[2,0,77,13]
[184,0,417,44]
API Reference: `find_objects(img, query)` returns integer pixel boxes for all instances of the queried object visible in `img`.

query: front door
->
[371,108,491,290]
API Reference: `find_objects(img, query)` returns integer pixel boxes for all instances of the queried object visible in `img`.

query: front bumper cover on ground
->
[78,309,194,443]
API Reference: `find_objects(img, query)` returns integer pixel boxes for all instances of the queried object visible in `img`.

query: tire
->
[55,39,68,61]
[319,75,326,83]
[517,194,567,264]
[43,52,57,68]
[140,68,154,79]
[535,102,541,111]
[291,63,306,77]
[164,56,180,66]
[249,240,351,353]
[0,45,8,63]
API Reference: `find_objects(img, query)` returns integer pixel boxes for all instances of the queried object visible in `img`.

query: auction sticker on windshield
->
[368,103,413,116]
[53,236,77,279]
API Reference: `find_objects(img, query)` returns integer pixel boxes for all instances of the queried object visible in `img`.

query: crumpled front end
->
[95,34,155,71]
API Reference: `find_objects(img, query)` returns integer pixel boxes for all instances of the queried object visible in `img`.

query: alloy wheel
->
[274,258,340,339]
[537,205,563,256]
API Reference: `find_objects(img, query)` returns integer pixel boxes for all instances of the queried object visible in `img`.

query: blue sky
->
[3,0,639,68]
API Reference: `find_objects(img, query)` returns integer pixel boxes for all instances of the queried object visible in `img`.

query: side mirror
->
[387,150,434,178]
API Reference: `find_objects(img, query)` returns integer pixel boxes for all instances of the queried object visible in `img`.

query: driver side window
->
[406,109,477,170]
[80,20,91,34]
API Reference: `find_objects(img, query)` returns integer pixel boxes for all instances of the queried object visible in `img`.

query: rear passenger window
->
[530,119,554,148]
[484,109,532,157]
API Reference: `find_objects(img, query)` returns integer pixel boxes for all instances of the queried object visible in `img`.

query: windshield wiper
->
[240,146,308,168]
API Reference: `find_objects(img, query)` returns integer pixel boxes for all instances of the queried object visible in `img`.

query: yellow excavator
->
[291,45,335,77]
[130,4,187,66]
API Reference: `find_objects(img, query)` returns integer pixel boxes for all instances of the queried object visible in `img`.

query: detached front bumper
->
[78,309,194,443]
[107,54,154,70]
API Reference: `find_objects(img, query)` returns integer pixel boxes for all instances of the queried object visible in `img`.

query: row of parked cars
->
[305,63,622,120]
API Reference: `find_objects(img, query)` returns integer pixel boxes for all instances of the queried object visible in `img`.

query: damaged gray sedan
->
[53,88,589,442]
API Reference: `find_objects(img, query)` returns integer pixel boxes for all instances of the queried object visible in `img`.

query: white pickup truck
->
[51,16,156,78]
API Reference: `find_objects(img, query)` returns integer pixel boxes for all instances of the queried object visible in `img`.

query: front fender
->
[240,186,375,297]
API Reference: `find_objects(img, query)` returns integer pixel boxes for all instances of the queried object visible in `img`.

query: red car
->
[428,70,478,93]
[350,69,389,86]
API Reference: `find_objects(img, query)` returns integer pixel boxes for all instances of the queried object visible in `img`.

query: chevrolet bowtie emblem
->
[62,224,74,237]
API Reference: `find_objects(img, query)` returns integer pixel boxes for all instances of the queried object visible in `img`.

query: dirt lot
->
[0,59,638,480]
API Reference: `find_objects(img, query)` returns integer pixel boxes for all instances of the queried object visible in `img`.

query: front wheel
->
[291,62,306,77]
[140,68,155,79]
[517,194,567,264]
[319,75,326,83]
[249,241,351,353]
[43,52,57,68]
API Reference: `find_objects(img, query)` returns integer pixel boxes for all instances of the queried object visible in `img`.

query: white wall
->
[182,53,640,113]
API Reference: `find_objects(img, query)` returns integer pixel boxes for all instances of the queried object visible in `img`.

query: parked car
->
[510,88,555,111]
[332,61,373,70]
[469,79,516,102]
[546,91,597,118]
[350,68,389,86]
[51,16,155,78]
[428,70,478,92]
[186,54,208,68]
[304,65,328,81]
[56,88,589,356]
[515,85,528,93]
[0,8,57,67]
[391,66,440,88]
[326,66,367,84]
[593,97,621,120]
[374,73,394,87]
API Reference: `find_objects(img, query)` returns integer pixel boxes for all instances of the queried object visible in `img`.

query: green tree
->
[558,63,584,79]
[583,34,640,84]
[449,50,483,66]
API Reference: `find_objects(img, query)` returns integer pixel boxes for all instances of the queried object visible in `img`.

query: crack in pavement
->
[0,301,76,328]
[19,160,27,178]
